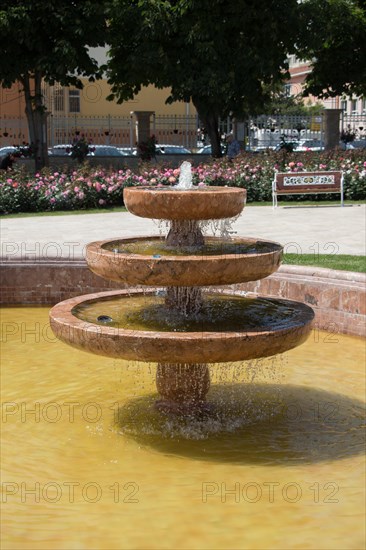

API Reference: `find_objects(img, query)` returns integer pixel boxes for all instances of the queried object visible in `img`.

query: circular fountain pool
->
[1,306,365,549]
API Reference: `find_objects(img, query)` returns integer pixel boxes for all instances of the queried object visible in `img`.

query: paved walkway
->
[1,204,365,260]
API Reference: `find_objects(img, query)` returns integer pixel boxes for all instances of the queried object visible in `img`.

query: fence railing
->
[0,113,202,150]
[47,114,134,148]
[244,114,324,151]
[0,115,29,145]
[341,113,366,140]
[152,114,199,149]
[2,111,365,151]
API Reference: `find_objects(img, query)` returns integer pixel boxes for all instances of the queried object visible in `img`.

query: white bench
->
[272,171,344,208]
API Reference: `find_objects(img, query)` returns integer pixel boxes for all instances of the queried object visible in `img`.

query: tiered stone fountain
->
[50,162,314,415]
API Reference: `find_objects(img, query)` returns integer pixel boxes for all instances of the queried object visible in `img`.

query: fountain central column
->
[165,219,205,314]
[159,216,208,413]
[166,220,204,247]
[165,217,205,317]
[165,286,203,316]
[156,363,210,414]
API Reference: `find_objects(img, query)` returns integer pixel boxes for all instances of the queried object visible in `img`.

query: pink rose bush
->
[0,149,365,214]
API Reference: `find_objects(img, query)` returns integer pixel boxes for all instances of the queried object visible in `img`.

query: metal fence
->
[341,113,366,140]
[244,114,324,151]
[47,113,202,149]
[0,115,29,146]
[48,114,134,148]
[152,114,199,149]
[2,111,366,150]
[0,113,202,150]
[49,114,201,149]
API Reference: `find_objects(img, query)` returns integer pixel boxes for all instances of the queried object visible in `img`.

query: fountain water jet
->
[50,163,314,416]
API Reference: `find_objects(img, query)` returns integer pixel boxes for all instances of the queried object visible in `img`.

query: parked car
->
[197,144,227,154]
[344,140,366,150]
[48,144,129,157]
[90,145,129,157]
[250,145,277,153]
[48,144,73,156]
[0,146,19,158]
[197,145,212,154]
[118,147,136,155]
[129,144,191,156]
[295,139,324,152]
[156,144,191,154]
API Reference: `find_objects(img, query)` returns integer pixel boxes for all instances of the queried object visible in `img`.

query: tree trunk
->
[34,71,49,171]
[22,72,49,171]
[22,76,35,145]
[192,98,223,158]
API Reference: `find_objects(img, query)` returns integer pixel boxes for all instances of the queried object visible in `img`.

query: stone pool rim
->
[1,261,365,338]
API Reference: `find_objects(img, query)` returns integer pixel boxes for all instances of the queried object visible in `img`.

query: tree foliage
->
[297,0,366,98]
[1,0,363,166]
[107,0,302,157]
[261,83,324,115]
[0,1,108,169]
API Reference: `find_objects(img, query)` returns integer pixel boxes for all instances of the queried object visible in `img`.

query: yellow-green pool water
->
[102,237,277,257]
[1,307,365,550]
[73,294,310,332]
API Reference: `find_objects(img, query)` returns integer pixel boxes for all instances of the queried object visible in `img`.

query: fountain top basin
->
[123,186,246,220]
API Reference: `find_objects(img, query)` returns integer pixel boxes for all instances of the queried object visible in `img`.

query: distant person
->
[226,133,240,160]
[0,153,16,170]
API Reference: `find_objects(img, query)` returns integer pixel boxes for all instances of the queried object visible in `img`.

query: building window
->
[351,99,357,115]
[54,88,64,112]
[341,100,347,113]
[362,98,366,114]
[284,84,291,97]
[287,55,303,68]
[69,90,80,113]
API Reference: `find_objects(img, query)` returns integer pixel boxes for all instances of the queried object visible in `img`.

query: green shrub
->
[0,150,364,214]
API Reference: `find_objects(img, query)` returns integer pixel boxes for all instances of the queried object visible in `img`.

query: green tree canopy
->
[261,82,324,115]
[0,1,108,169]
[297,0,366,98]
[107,0,302,157]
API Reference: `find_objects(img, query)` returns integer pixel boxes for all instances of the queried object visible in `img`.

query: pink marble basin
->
[123,186,246,220]
[49,289,314,364]
[86,237,283,286]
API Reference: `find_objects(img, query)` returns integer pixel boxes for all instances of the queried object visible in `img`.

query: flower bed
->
[0,150,365,214]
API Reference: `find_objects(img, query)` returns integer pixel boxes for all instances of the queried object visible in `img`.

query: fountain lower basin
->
[49,289,314,364]
[86,236,283,286]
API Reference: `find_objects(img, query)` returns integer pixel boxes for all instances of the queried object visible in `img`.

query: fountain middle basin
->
[86,236,283,286]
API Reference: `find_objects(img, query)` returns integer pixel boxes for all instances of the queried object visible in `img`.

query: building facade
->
[287,55,366,119]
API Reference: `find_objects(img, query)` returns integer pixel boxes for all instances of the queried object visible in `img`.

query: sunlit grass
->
[283,254,366,272]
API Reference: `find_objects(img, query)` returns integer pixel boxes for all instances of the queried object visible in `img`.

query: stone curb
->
[1,259,364,338]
